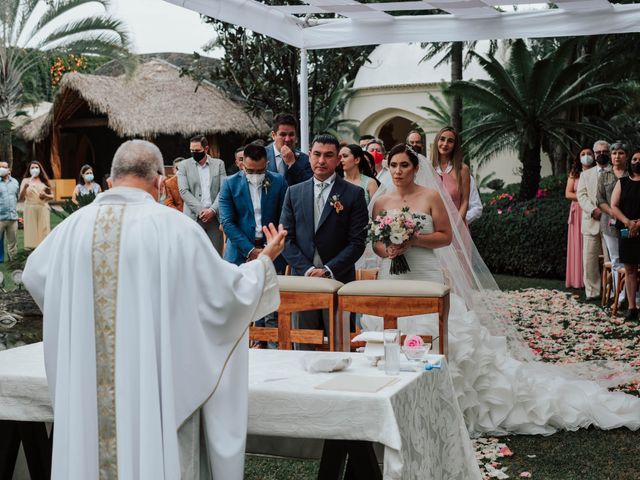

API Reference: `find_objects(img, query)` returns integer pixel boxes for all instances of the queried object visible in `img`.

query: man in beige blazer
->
[577,140,610,299]
[178,135,227,254]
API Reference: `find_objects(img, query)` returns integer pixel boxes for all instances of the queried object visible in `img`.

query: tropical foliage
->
[310,75,358,139]
[189,18,373,141]
[471,175,569,278]
[0,0,134,166]
[448,39,620,200]
[419,41,498,134]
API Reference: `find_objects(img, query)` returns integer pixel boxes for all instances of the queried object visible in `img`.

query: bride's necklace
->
[398,187,417,204]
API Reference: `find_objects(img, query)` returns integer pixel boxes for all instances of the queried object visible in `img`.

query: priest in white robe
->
[23,139,286,480]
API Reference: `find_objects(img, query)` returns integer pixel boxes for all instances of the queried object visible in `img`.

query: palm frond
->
[37,16,129,50]
[31,0,110,43]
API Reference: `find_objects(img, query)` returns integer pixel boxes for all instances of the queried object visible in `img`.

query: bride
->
[364,143,640,436]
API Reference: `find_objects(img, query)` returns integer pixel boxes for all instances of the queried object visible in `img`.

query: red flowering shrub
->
[471,176,569,278]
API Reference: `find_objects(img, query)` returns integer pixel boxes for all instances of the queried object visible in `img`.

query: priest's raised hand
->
[23,140,282,480]
[260,222,287,261]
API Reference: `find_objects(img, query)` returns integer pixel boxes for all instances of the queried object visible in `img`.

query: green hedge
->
[471,176,570,279]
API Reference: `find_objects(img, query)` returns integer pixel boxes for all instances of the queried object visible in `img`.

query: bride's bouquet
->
[368,207,422,275]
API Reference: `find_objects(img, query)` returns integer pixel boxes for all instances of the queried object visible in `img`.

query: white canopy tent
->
[164,0,640,149]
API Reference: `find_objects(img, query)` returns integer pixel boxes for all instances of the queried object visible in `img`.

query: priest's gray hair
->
[111,140,164,182]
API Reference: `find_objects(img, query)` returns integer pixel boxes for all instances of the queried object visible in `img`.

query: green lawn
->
[0,211,63,289]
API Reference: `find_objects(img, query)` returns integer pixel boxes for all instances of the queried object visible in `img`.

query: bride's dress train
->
[362,213,640,436]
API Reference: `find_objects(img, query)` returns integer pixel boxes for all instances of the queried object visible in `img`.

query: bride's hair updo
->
[388,143,419,167]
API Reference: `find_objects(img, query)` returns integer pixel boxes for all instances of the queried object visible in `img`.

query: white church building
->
[343,42,552,188]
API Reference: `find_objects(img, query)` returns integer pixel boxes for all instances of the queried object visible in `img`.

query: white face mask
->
[30,168,40,178]
[0,167,9,177]
[580,155,594,166]
[246,173,265,186]
[83,173,94,182]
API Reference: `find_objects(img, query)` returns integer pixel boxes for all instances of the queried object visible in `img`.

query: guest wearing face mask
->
[597,141,629,303]
[577,140,610,300]
[565,147,595,288]
[177,134,226,253]
[19,161,53,249]
[71,164,102,206]
[218,143,287,269]
[365,139,386,175]
[0,161,20,260]
[218,144,288,347]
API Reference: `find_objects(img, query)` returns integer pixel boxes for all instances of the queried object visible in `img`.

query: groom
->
[280,134,368,340]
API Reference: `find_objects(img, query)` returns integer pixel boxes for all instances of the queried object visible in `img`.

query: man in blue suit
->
[219,143,288,271]
[280,134,368,343]
[266,113,313,186]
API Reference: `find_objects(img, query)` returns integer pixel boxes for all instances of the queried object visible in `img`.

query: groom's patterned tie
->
[313,181,328,267]
[314,181,327,229]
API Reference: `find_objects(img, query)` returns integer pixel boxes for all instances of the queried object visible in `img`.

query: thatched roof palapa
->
[21,59,267,142]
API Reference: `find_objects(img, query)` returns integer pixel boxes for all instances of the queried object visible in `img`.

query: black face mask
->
[631,162,640,174]
[595,153,610,166]
[192,151,206,162]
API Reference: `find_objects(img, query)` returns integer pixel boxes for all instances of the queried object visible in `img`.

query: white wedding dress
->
[363,213,640,436]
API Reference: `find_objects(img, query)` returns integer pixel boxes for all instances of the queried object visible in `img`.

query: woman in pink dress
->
[565,147,595,288]
[430,127,471,223]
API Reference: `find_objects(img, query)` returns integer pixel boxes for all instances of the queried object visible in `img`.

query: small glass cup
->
[383,329,401,375]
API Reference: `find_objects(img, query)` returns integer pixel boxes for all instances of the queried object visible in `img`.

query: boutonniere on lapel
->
[329,194,344,213]
[262,177,271,194]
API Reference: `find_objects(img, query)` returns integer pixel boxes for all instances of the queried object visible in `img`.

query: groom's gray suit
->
[178,155,227,253]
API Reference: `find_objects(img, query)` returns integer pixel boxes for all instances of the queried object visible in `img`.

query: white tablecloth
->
[0,344,481,480]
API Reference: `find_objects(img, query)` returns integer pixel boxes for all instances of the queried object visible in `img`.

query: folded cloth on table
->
[351,331,384,343]
[301,354,352,373]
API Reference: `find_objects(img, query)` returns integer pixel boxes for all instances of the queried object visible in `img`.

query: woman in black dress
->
[611,149,640,320]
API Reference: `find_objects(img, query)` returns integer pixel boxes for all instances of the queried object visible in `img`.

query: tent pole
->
[299,48,309,153]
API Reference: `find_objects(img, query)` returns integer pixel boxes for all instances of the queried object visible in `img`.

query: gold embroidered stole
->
[92,204,126,479]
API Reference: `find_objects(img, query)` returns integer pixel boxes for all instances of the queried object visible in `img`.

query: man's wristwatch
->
[322,268,332,278]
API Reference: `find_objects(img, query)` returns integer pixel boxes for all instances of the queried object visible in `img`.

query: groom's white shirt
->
[23,187,279,480]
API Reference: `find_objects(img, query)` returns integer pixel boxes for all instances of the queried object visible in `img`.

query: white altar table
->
[0,343,481,479]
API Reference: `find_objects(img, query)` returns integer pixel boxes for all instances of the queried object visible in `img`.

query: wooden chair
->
[601,261,613,307]
[336,280,450,356]
[356,268,379,281]
[249,276,344,350]
[612,266,640,316]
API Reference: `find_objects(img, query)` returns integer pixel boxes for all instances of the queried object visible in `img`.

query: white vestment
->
[23,187,279,480]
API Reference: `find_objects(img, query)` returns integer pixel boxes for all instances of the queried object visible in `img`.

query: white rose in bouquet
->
[390,233,404,245]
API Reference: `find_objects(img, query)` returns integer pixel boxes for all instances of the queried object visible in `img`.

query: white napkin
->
[352,331,385,359]
[351,331,384,343]
[301,354,352,373]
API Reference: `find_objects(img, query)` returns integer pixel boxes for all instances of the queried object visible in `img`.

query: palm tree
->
[448,39,619,200]
[420,41,498,134]
[0,0,134,166]
[311,75,359,140]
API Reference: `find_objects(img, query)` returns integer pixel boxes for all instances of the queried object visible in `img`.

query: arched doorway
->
[377,116,422,151]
